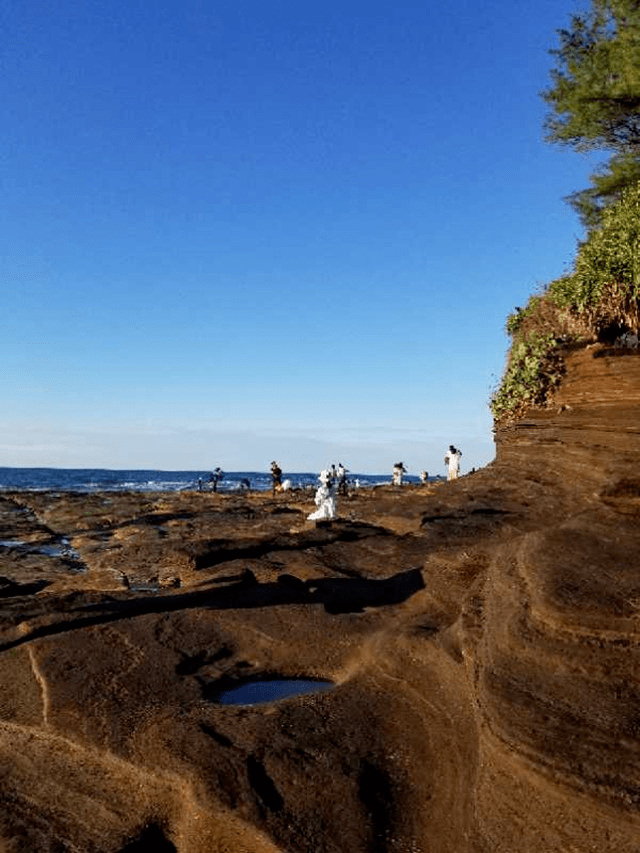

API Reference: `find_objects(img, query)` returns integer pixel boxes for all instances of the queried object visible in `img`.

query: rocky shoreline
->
[1,344,639,852]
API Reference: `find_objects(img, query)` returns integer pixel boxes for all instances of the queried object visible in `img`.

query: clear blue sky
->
[2,0,598,474]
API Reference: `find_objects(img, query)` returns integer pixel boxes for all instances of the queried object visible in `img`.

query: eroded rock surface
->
[0,345,639,851]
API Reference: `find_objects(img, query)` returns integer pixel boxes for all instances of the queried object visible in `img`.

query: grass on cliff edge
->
[491,182,640,423]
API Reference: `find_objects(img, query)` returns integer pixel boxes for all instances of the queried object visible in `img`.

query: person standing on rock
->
[392,462,407,486]
[209,468,224,492]
[270,461,283,495]
[444,445,462,480]
[336,462,348,496]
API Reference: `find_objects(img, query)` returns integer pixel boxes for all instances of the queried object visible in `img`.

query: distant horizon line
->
[0,464,422,476]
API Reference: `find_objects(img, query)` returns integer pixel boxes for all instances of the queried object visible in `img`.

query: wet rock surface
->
[0,345,639,851]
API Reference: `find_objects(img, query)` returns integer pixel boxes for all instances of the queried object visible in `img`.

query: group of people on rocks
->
[391,445,461,485]
[307,446,463,521]
[271,461,347,521]
[203,446,463,518]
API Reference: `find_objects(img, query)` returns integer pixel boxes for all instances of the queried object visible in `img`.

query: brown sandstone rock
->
[0,344,638,851]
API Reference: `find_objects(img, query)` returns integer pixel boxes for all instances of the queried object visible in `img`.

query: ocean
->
[0,468,426,494]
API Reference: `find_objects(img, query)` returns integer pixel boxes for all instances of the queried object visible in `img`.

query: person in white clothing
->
[307,469,337,521]
[444,445,462,480]
[392,462,407,486]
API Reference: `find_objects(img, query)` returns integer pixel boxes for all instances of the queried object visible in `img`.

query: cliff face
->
[0,345,639,852]
[472,345,640,851]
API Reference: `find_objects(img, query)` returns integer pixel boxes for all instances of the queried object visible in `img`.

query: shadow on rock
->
[0,568,425,650]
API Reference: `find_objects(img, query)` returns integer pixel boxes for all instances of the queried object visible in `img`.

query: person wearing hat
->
[270,461,283,494]
[307,468,337,521]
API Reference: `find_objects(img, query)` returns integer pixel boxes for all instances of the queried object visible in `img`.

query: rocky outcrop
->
[471,345,640,852]
[0,344,639,852]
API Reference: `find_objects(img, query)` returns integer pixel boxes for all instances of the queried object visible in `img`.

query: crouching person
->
[307,469,337,521]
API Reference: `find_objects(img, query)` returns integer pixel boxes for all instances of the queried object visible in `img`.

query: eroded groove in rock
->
[119,823,177,853]
[175,645,233,675]
[358,758,394,853]
[199,722,233,747]
[247,754,284,814]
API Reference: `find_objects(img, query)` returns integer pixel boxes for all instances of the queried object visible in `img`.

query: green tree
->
[542,0,640,227]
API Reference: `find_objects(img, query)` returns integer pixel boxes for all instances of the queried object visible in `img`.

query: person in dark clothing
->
[337,462,348,496]
[271,461,283,495]
[209,467,224,491]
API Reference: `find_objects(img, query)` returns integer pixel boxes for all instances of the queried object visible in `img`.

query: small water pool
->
[0,539,85,571]
[0,539,80,558]
[208,677,334,706]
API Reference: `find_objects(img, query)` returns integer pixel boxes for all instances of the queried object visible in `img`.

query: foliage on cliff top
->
[492,182,640,422]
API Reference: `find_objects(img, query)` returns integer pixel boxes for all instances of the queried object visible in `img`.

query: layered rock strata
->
[0,344,638,852]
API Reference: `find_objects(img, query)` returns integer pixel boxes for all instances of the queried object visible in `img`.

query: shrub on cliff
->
[492,182,640,422]
[550,182,640,331]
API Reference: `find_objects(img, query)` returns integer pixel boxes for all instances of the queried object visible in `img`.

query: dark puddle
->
[0,539,85,571]
[39,543,80,558]
[0,538,79,556]
[206,677,334,706]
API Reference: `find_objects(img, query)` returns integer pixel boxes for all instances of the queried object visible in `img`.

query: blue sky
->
[2,0,598,474]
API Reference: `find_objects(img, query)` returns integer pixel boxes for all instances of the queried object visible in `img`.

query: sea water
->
[0,467,427,494]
